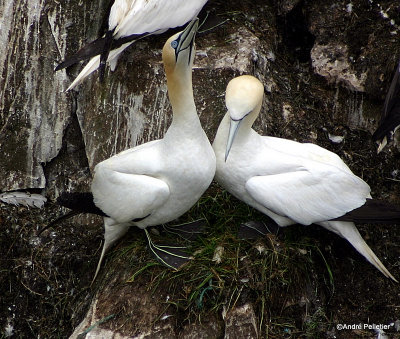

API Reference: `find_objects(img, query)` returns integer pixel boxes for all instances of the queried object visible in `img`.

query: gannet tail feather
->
[92,243,108,284]
[334,199,400,224]
[65,56,102,91]
[320,221,397,282]
[92,219,131,284]
[341,223,398,282]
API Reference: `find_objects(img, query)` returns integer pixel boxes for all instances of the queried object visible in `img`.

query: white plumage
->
[90,19,216,278]
[61,0,208,90]
[213,75,397,281]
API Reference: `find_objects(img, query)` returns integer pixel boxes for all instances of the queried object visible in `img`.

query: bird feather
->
[0,192,47,208]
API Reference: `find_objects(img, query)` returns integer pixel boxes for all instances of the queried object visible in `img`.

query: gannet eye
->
[171,40,178,49]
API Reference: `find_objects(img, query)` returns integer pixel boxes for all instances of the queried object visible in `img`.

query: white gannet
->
[372,59,400,153]
[52,19,216,280]
[213,75,400,282]
[56,0,208,91]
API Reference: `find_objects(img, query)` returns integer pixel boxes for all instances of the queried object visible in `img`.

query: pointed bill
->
[173,18,199,62]
[225,119,241,161]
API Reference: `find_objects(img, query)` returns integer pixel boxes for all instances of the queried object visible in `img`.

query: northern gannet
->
[372,60,400,153]
[213,75,400,282]
[55,19,216,280]
[56,0,208,91]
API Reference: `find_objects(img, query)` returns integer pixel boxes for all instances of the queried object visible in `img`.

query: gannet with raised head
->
[55,19,215,280]
[213,75,400,282]
[372,59,400,153]
[56,0,208,91]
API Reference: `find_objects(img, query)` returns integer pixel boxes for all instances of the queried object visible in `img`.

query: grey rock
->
[311,42,367,92]
[224,303,258,339]
[277,0,302,15]
[0,0,108,191]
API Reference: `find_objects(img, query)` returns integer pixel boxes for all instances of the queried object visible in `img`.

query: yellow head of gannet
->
[163,18,198,71]
[225,75,264,161]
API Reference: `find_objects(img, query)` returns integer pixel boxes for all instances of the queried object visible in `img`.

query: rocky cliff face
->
[1,0,399,194]
[0,1,111,191]
[1,0,400,338]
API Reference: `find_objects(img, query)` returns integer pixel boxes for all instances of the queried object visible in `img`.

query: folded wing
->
[91,140,169,223]
[92,168,170,223]
[245,164,370,225]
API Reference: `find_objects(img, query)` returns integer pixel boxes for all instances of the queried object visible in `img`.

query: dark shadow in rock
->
[277,0,315,63]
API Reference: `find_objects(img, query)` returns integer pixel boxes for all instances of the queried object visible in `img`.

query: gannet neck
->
[166,67,197,125]
[162,19,199,127]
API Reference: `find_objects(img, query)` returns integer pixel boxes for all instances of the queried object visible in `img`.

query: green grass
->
[98,183,334,337]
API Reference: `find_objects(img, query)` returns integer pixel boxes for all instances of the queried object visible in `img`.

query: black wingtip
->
[98,29,115,82]
[38,192,107,235]
[335,199,400,224]
[54,30,147,74]
[57,192,107,216]
[54,36,108,72]
[54,62,67,72]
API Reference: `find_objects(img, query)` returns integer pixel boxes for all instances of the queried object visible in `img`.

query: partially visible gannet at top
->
[56,0,208,91]
[372,59,400,153]
[213,75,400,282]
[56,19,216,280]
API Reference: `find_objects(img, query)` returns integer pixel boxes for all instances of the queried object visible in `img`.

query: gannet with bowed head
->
[57,19,215,280]
[213,75,400,282]
[372,59,400,153]
[56,0,208,91]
